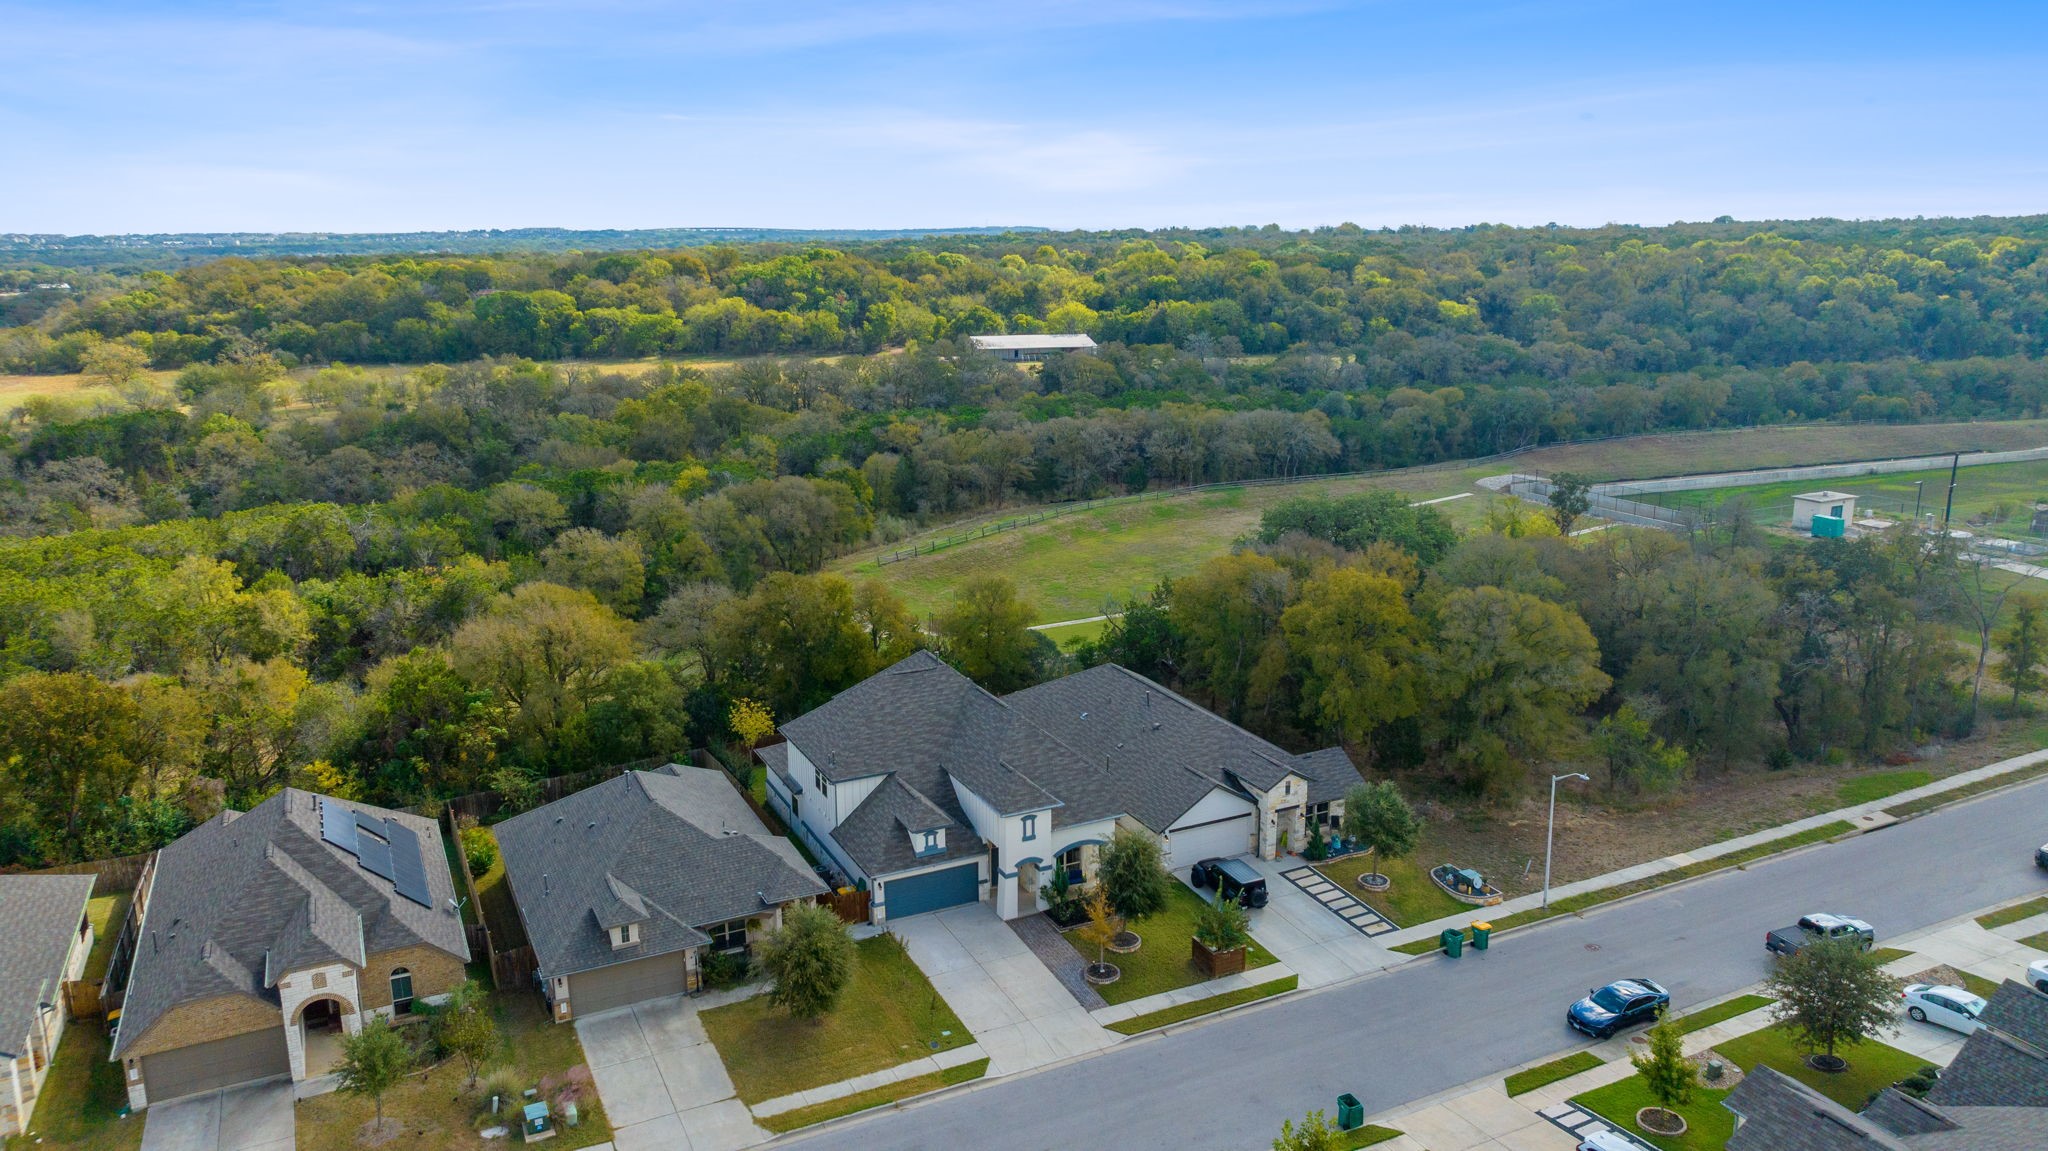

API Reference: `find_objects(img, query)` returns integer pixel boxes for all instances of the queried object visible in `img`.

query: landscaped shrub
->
[1193,894,1251,952]
[460,824,499,877]
[1098,826,1170,920]
[1040,867,1085,928]
[702,949,751,990]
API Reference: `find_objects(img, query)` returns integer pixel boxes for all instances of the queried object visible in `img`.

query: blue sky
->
[3,1,2046,233]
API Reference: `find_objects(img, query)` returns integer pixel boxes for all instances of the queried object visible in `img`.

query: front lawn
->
[1315,850,1468,929]
[1063,881,1276,1005]
[296,991,608,1151]
[1712,1023,1927,1109]
[2020,931,2048,953]
[1573,1077,1735,1151]
[700,933,972,1105]
[5,1022,138,1151]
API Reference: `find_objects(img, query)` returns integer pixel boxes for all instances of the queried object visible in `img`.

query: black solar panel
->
[318,797,358,854]
[385,820,433,908]
[356,826,395,880]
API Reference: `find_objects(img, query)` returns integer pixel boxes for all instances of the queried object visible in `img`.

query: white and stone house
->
[759,651,1363,924]
[108,790,470,1109]
[0,874,95,1137]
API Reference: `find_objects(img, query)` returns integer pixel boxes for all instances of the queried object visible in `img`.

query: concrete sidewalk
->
[1383,747,2048,949]
[1370,906,2044,1149]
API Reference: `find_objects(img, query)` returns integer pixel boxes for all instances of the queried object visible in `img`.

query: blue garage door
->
[885,862,980,919]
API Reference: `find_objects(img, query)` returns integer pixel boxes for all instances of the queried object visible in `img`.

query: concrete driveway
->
[1236,856,1393,987]
[140,1079,294,1151]
[576,992,765,1151]
[890,904,1116,1076]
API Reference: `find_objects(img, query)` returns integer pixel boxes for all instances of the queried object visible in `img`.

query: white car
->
[1902,984,1985,1035]
[1578,1131,1643,1151]
[2029,958,2048,995]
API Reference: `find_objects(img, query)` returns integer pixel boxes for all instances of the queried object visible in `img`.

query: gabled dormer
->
[596,873,649,950]
[905,818,947,859]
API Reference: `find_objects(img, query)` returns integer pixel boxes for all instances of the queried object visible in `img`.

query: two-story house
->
[759,651,1363,924]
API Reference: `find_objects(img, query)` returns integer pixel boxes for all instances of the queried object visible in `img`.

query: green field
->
[840,420,2048,625]
[1626,456,2048,531]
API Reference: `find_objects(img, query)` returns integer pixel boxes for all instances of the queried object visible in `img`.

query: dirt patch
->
[1399,717,2043,899]
[1906,965,1973,990]
[356,1118,406,1147]
[1691,1048,1746,1091]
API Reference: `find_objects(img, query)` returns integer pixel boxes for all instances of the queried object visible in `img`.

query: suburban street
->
[789,775,2048,1150]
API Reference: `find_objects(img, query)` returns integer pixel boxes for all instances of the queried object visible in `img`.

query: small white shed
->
[1791,490,1857,530]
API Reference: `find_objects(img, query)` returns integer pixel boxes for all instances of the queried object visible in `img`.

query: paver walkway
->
[1010,912,1108,1009]
[1277,863,1397,937]
[1535,1100,1653,1149]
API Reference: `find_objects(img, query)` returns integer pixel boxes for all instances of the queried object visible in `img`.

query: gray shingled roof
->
[1724,1067,1910,1151]
[0,875,94,1058]
[494,767,827,981]
[828,777,985,877]
[113,790,468,1059]
[1981,979,2048,1049]
[776,653,1364,878]
[1926,1026,2048,1109]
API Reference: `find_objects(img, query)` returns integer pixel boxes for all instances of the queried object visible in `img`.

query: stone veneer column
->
[276,965,363,1081]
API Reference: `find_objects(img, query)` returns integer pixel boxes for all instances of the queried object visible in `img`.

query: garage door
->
[140,1027,289,1104]
[569,951,690,1018]
[1163,813,1255,868]
[883,862,980,919]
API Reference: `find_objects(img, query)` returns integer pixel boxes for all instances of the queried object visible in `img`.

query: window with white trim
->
[610,922,639,949]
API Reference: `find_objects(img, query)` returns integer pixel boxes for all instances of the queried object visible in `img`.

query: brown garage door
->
[141,1027,290,1104]
[569,951,690,1018]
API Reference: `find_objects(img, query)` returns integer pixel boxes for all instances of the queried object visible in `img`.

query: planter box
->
[1192,937,1247,977]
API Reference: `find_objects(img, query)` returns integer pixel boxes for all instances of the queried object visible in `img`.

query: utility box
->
[1811,514,1846,538]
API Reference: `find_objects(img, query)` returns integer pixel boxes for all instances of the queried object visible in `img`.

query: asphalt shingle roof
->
[494,766,827,981]
[1724,1067,1910,1151]
[1981,978,2048,1049]
[0,875,94,1058]
[113,789,468,1059]
[1926,1026,2048,1109]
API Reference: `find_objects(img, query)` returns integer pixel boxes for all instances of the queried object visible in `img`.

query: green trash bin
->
[1440,927,1463,958]
[1471,921,1491,951]
[1336,1093,1364,1130]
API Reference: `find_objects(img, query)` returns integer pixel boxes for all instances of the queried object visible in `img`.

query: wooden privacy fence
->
[818,888,870,924]
[62,980,102,1019]
[491,946,538,991]
[12,850,153,893]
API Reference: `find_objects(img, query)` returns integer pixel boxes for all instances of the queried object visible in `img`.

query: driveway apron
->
[578,993,766,1151]
[140,1079,294,1151]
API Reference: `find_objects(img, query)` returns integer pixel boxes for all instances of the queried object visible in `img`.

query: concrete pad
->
[653,1041,738,1110]
[636,999,710,1053]
[1496,1122,1585,1150]
[611,1112,693,1151]
[1396,1104,1494,1151]
[244,1140,294,1151]
[576,1009,652,1069]
[217,1081,294,1150]
[892,916,977,975]
[1451,1089,1543,1137]
[978,1020,1059,1076]
[927,964,1026,1029]
[589,1056,681,1128]
[676,1098,765,1151]
[945,914,1031,965]
[140,1092,219,1151]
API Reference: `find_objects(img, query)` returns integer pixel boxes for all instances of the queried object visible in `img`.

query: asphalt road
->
[789,775,2048,1151]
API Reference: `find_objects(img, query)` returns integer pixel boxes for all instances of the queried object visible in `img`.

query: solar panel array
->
[312,795,434,909]
[384,820,433,908]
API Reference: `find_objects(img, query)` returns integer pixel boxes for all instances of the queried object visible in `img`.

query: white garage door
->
[1163,813,1255,868]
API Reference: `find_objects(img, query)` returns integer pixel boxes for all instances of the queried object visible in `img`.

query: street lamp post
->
[1544,772,1590,909]
[1913,481,1925,524]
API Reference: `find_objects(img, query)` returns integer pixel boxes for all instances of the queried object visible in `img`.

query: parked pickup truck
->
[1766,913,1875,956]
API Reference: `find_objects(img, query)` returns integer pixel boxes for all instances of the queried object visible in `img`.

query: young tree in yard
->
[435,980,499,1089]
[727,697,775,750]
[935,575,1040,692]
[759,901,855,1020]
[1272,1109,1341,1151]
[1765,938,1900,1065]
[1547,472,1592,535]
[1629,1011,1697,1126]
[1075,886,1122,975]
[1097,825,1170,921]
[1996,592,2047,710]
[337,1016,414,1126]
[1341,781,1420,885]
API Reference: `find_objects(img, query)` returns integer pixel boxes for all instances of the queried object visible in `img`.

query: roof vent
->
[555,815,564,824]
[587,821,597,830]
[1080,711,1089,719]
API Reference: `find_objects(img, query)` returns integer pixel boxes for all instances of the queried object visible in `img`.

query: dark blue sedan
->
[1567,978,1670,1039]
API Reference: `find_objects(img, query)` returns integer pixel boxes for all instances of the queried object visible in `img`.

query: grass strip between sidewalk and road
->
[1392,821,1855,955]
[1337,1126,1404,1149]
[1868,947,1913,965]
[757,1058,991,1134]
[1976,896,2048,929]
[1672,994,1774,1037]
[1106,974,1298,1035]
[1504,1051,1605,1096]
[1885,758,2048,818]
